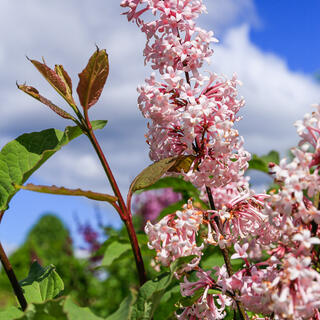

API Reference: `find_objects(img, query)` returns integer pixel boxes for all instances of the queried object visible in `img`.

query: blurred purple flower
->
[133,188,182,225]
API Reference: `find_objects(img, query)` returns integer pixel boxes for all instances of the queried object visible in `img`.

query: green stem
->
[0,242,27,311]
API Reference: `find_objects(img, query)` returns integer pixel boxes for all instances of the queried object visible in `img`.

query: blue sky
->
[0,0,319,253]
[251,0,320,74]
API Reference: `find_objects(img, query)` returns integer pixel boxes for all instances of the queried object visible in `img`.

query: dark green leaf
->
[260,150,280,165]
[170,255,197,274]
[154,285,181,320]
[130,273,172,320]
[200,246,225,269]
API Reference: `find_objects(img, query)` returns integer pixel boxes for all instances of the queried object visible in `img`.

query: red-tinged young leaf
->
[55,64,73,93]
[54,64,75,106]
[17,84,75,120]
[29,58,75,106]
[30,58,67,95]
[77,47,109,110]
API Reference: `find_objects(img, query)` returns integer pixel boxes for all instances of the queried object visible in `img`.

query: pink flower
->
[231,243,249,260]
[122,0,250,190]
[145,200,203,271]
[178,268,232,320]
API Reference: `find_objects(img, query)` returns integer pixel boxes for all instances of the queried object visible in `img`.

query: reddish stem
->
[83,110,147,285]
[0,242,27,311]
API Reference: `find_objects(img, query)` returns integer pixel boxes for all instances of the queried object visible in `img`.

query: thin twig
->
[0,242,27,311]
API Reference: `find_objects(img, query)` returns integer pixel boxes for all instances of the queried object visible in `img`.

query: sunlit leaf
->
[129,155,195,193]
[19,262,64,304]
[0,120,107,212]
[77,47,109,110]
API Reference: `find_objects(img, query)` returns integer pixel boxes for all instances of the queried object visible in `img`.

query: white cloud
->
[203,0,259,35]
[211,25,320,155]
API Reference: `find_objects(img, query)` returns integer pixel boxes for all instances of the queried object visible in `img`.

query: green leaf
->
[248,156,269,173]
[105,289,137,320]
[0,306,24,320]
[19,298,67,320]
[63,296,103,320]
[144,177,201,200]
[0,120,107,211]
[179,288,204,308]
[130,273,172,320]
[170,255,196,274]
[130,256,195,320]
[201,246,244,271]
[200,246,225,269]
[6,296,103,320]
[207,288,223,295]
[100,238,132,268]
[248,150,280,173]
[19,262,64,304]
[129,156,195,193]
[154,285,181,320]
[15,184,117,204]
[77,47,109,110]
[157,200,185,220]
[260,150,280,165]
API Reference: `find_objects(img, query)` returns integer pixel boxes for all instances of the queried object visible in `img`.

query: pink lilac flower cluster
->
[206,105,320,319]
[145,199,203,271]
[178,269,233,319]
[206,188,274,249]
[121,0,251,189]
[121,1,320,319]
